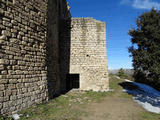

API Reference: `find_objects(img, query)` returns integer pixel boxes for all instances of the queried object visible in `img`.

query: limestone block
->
[0,8,4,15]
[11,20,18,25]
[4,90,12,96]
[3,102,9,108]
[7,84,16,90]
[9,79,17,84]
[0,35,6,40]
[0,91,4,97]
[1,70,7,75]
[0,97,4,102]
[0,65,4,70]
[2,30,11,37]
[10,96,17,101]
[0,79,8,84]
[0,103,2,109]
[0,85,5,91]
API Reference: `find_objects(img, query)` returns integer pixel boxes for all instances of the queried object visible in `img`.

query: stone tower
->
[0,0,109,115]
[69,18,109,91]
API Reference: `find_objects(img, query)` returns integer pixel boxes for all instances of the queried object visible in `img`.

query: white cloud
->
[121,0,160,10]
[133,0,160,9]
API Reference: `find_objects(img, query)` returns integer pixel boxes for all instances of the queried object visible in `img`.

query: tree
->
[118,68,126,78]
[129,8,160,89]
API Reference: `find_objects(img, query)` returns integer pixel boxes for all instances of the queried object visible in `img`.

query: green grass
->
[120,93,133,99]
[1,74,160,120]
[18,89,113,120]
[109,74,123,90]
[138,112,160,120]
[19,94,84,120]
[11,75,120,120]
[0,116,12,120]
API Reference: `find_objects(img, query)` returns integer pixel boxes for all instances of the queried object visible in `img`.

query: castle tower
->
[0,0,109,115]
[69,18,109,91]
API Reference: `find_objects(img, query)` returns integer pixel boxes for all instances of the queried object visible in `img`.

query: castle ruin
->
[70,18,109,91]
[0,0,108,115]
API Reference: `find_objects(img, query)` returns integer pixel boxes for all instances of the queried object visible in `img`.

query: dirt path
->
[9,75,159,120]
[81,95,144,120]
[80,79,145,120]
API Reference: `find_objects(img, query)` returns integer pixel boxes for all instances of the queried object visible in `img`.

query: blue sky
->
[68,0,160,69]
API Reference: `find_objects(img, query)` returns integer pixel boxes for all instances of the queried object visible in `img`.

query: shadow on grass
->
[119,81,160,110]
[119,82,139,90]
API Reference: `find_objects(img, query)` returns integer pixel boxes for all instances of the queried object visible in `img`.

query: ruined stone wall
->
[70,18,109,91]
[0,0,71,115]
[0,0,108,115]
[0,0,48,114]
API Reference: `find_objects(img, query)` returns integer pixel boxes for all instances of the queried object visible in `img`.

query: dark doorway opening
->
[66,74,80,91]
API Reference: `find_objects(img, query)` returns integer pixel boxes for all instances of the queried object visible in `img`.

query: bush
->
[129,8,160,90]
[117,68,127,78]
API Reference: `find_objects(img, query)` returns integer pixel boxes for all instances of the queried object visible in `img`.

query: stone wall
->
[0,0,108,115]
[0,0,71,115]
[70,18,109,91]
[0,0,48,114]
[59,0,71,92]
[47,0,71,97]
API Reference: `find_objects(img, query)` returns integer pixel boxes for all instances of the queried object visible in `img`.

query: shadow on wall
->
[46,0,60,99]
[46,0,75,99]
[59,0,80,93]
[59,16,72,93]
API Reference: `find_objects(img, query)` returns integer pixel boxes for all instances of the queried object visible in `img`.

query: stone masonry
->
[0,0,71,115]
[0,0,48,114]
[70,18,109,91]
[0,0,108,115]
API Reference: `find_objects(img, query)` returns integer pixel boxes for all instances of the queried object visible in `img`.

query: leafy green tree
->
[129,8,160,88]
